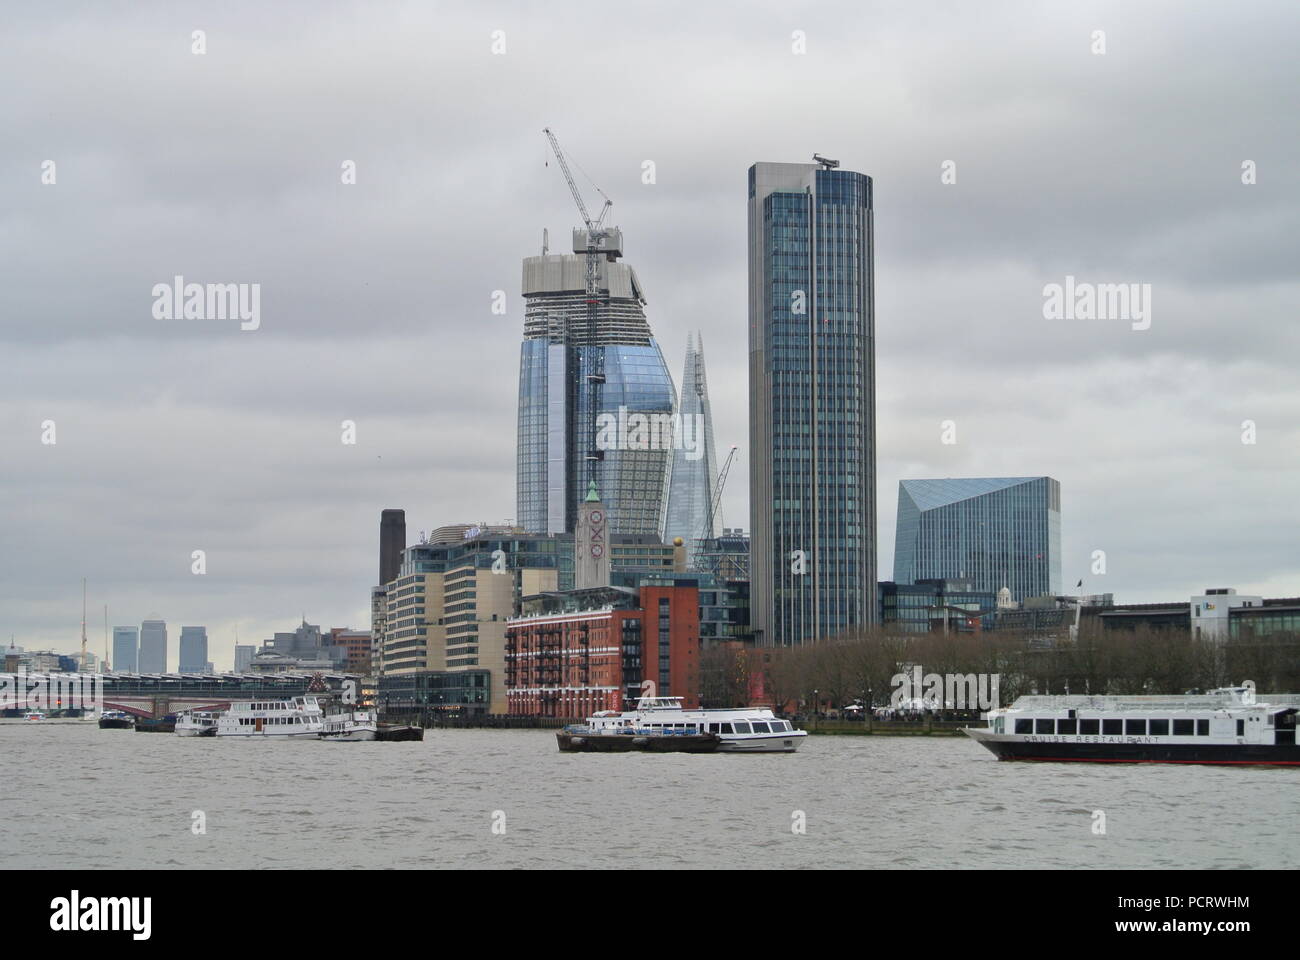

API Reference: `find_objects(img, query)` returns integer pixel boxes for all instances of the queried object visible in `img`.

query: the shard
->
[663,331,719,568]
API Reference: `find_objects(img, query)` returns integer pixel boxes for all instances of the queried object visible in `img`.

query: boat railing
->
[1011,691,1300,712]
[565,723,707,737]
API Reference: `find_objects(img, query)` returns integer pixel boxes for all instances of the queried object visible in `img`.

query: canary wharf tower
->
[516,230,676,536]
[749,159,877,646]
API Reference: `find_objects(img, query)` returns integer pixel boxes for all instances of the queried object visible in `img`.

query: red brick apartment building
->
[505,583,699,717]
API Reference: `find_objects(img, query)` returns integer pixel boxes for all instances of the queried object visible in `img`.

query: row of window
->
[1016,717,1211,736]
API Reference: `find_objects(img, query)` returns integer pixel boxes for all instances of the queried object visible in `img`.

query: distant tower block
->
[380,509,406,586]
[574,481,610,590]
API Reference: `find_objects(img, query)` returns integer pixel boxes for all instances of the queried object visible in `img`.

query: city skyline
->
[4,3,1298,667]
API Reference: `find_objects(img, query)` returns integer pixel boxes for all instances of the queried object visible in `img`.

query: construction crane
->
[543,127,615,488]
[698,444,738,545]
[692,444,740,576]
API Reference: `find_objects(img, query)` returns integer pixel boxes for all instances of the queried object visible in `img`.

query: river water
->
[2,722,1294,869]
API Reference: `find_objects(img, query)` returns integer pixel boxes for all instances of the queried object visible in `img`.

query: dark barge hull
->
[134,719,176,733]
[557,732,721,753]
[970,734,1300,766]
[98,718,134,729]
[376,724,424,742]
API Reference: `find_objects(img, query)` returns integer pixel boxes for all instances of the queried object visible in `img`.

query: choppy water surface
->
[2,723,1293,868]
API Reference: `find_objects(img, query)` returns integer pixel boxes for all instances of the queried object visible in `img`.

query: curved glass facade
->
[517,254,676,537]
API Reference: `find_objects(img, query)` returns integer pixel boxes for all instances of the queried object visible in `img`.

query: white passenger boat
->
[320,708,377,741]
[174,709,221,737]
[965,684,1300,766]
[584,697,807,753]
[215,696,324,738]
[23,711,46,722]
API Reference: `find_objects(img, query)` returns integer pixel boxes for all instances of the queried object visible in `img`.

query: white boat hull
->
[718,732,806,753]
[320,728,376,742]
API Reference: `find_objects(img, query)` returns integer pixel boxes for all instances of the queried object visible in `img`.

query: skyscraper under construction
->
[515,229,676,536]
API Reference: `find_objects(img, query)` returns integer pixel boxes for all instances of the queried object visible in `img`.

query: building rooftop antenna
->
[813,153,840,170]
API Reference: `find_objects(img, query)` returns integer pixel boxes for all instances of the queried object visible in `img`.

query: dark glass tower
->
[516,237,675,536]
[748,161,877,646]
[380,509,406,586]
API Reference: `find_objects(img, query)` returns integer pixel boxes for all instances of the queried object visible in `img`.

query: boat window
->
[771,721,788,732]
[733,722,751,734]
[1197,719,1209,736]
[1103,719,1122,735]
[1236,720,1245,736]
[1150,719,1169,736]
[1125,719,1147,736]
[719,723,733,734]
[751,722,770,733]
[1058,718,1077,734]
[1173,719,1193,735]
[708,723,719,733]
[1015,719,1032,734]
[1035,719,1054,735]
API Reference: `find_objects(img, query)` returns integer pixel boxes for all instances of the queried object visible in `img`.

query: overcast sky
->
[3,1,1297,667]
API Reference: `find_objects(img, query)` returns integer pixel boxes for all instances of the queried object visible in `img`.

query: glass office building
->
[516,242,676,537]
[894,477,1062,604]
[178,626,209,674]
[749,161,877,646]
[663,331,719,568]
[111,626,138,673]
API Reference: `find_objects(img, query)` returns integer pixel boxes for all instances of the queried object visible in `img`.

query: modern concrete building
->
[894,477,1062,604]
[380,527,567,714]
[178,626,208,673]
[257,620,345,669]
[663,332,720,569]
[328,629,372,675]
[233,644,255,672]
[516,231,676,538]
[378,523,689,714]
[138,619,167,673]
[748,159,878,646]
[111,626,138,673]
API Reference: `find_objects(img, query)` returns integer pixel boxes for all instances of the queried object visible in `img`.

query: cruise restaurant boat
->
[174,709,221,737]
[965,685,1300,766]
[583,697,807,753]
[215,696,324,738]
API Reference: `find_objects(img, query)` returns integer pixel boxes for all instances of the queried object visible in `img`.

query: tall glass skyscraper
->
[748,160,877,646]
[894,477,1062,603]
[138,619,167,673]
[516,234,676,536]
[178,626,208,673]
[663,331,719,568]
[111,625,138,673]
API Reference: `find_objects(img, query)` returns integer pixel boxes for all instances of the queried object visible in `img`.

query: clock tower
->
[575,480,610,590]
